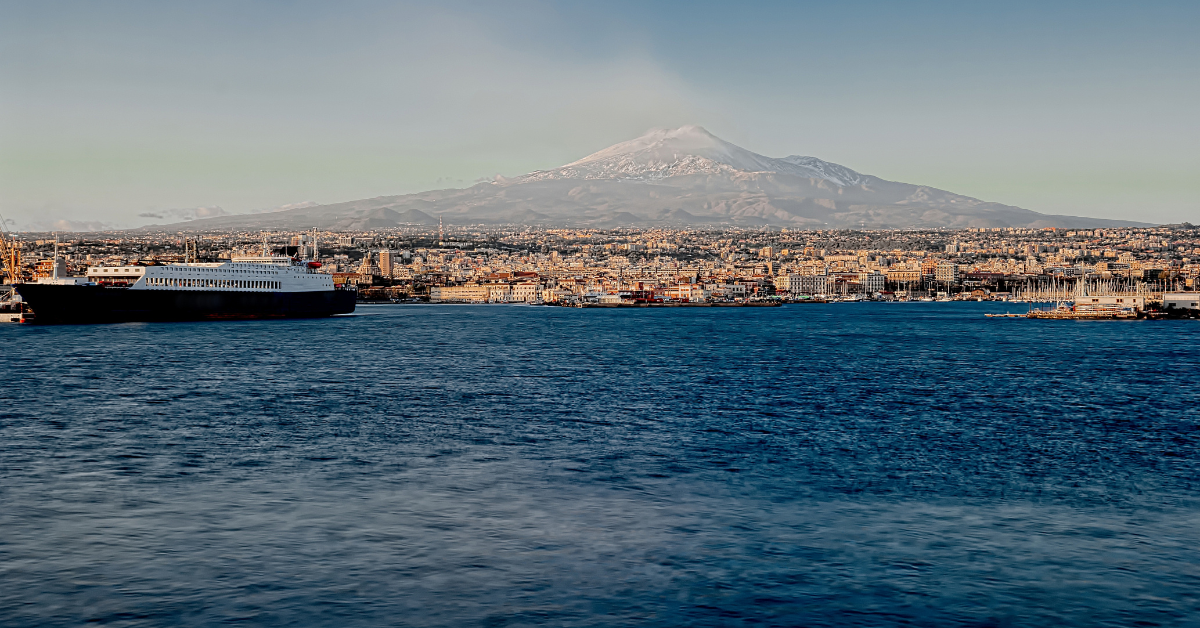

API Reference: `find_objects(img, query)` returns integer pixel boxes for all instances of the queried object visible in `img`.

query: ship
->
[14,247,355,324]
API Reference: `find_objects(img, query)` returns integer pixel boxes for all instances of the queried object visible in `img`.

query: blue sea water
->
[1,302,1199,627]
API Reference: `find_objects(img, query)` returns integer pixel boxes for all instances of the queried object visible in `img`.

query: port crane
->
[0,214,20,285]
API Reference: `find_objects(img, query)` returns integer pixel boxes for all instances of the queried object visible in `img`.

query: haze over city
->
[2,0,1197,230]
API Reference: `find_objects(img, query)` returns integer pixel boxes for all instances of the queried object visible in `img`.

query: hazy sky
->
[2,0,1197,229]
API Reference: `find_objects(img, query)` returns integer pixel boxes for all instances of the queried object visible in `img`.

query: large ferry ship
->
[15,250,355,324]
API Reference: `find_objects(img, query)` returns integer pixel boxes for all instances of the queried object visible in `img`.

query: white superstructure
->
[87,255,334,293]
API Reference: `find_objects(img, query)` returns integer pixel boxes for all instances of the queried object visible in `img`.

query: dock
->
[576,301,782,308]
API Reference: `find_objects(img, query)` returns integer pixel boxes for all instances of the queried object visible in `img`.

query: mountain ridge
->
[144,126,1151,231]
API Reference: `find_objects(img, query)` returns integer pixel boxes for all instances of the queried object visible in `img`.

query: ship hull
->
[14,284,356,324]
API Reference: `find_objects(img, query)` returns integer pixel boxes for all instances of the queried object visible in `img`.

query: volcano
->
[155,126,1149,231]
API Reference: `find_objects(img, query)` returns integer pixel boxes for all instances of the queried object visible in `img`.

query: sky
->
[1,0,1197,230]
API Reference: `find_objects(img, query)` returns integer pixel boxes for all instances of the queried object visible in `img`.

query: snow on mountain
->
[145,125,1152,231]
[517,125,869,185]
[775,155,868,186]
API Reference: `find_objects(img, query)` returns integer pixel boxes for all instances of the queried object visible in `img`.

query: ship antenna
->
[53,232,59,279]
[262,233,268,257]
[439,216,444,246]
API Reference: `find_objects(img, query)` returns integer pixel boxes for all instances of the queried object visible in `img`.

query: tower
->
[438,216,444,245]
[378,249,393,277]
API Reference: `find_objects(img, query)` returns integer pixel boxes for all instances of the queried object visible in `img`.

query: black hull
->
[15,284,356,324]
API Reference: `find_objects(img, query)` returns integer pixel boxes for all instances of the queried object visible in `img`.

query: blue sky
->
[1,0,1196,229]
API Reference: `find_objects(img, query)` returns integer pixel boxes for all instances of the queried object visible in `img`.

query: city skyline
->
[3,1,1198,230]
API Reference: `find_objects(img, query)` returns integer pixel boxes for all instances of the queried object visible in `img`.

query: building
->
[776,274,803,296]
[332,272,372,286]
[35,258,70,279]
[429,284,489,303]
[510,282,543,302]
[357,253,381,277]
[542,288,573,302]
[794,274,829,295]
[1075,295,1145,312]
[885,269,921,284]
[378,249,394,277]
[759,274,818,296]
[858,271,885,293]
[935,262,959,284]
[661,284,709,302]
[1164,293,1200,310]
[706,283,749,299]
[487,284,512,302]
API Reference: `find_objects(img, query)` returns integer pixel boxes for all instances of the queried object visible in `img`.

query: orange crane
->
[0,214,21,284]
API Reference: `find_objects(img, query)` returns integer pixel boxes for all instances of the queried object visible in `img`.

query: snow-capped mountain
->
[153,126,1149,231]
[519,126,869,186]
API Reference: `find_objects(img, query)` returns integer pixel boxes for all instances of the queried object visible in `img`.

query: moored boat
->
[16,253,355,324]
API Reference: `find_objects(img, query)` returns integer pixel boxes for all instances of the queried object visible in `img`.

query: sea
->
[2,303,1198,627]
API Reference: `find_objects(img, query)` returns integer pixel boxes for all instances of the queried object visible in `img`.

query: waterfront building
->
[1164,293,1200,310]
[858,271,885,293]
[935,262,960,284]
[706,283,749,299]
[1076,295,1145,312]
[430,284,489,303]
[487,284,513,302]
[776,274,804,296]
[661,284,709,302]
[796,274,829,295]
[886,269,921,284]
[510,282,543,302]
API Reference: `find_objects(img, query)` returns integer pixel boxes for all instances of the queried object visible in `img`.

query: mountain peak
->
[146,122,1151,231]
[562,125,771,172]
[520,126,869,186]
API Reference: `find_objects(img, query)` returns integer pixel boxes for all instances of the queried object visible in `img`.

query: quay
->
[988,289,1200,320]
[574,301,782,308]
[1025,304,1138,320]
